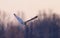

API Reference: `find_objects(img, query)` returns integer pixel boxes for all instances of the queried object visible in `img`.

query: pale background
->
[0,0,60,21]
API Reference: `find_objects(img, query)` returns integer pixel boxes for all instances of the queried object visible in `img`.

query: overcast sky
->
[0,0,60,21]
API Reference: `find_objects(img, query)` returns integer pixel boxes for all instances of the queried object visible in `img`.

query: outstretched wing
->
[25,16,38,24]
[14,13,25,25]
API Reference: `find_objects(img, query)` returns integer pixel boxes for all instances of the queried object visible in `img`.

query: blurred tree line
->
[0,10,60,38]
